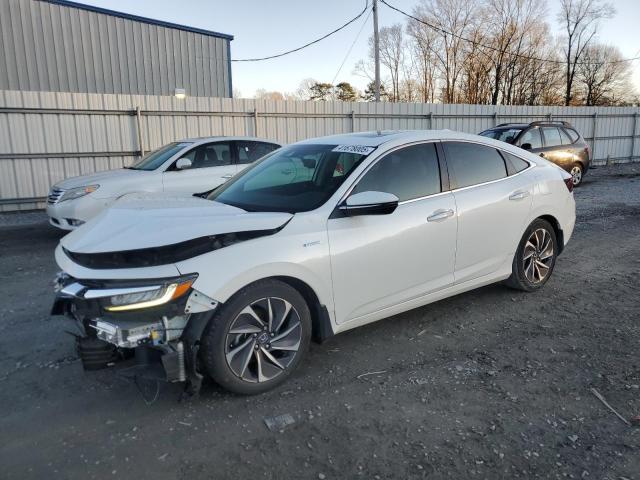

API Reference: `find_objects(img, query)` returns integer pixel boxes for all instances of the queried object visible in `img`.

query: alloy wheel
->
[523,228,554,284]
[570,165,582,186]
[225,297,301,383]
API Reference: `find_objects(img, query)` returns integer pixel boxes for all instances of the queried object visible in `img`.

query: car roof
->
[180,136,281,145]
[487,124,529,129]
[296,129,495,147]
[488,121,576,130]
[295,129,543,165]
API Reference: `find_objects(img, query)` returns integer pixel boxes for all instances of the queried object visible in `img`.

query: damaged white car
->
[52,130,576,395]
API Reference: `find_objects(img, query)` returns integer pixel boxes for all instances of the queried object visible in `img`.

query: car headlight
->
[104,276,196,312]
[59,185,99,202]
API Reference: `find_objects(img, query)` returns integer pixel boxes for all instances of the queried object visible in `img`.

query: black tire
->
[201,279,311,395]
[505,219,558,292]
[570,162,584,187]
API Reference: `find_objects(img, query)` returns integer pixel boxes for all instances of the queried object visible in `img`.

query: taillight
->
[564,177,574,193]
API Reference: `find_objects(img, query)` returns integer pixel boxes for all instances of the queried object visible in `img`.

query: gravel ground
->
[0,164,638,479]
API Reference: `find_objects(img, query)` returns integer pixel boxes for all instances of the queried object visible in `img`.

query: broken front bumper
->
[51,273,218,392]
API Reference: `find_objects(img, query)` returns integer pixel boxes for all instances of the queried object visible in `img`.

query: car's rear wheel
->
[201,279,311,394]
[570,163,583,187]
[506,219,558,292]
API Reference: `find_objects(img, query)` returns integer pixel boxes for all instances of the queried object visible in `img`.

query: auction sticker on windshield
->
[332,145,376,155]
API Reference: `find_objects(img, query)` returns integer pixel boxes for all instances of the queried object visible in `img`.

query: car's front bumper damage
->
[51,272,217,396]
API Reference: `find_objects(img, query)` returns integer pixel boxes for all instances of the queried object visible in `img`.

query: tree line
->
[254,0,636,106]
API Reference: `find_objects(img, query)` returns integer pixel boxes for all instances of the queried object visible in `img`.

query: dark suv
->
[479,121,591,186]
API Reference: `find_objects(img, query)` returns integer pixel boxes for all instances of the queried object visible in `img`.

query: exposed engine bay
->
[51,272,218,397]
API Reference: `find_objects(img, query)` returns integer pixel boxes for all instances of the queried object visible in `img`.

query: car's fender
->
[174,213,335,320]
[91,170,162,199]
[529,165,576,247]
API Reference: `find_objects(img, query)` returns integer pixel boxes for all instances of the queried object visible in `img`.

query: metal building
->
[0,0,234,97]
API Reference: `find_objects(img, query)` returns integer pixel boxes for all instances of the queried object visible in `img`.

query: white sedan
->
[52,130,575,395]
[46,136,281,230]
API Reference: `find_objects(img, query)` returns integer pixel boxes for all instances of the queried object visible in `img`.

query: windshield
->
[479,128,522,144]
[129,142,193,171]
[207,144,374,213]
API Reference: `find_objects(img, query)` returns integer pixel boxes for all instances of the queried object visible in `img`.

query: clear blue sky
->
[82,0,640,98]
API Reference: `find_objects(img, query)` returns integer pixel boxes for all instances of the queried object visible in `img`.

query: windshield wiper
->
[123,166,139,170]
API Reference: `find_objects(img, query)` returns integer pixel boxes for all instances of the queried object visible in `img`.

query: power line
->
[232,2,369,62]
[331,7,373,85]
[380,0,640,66]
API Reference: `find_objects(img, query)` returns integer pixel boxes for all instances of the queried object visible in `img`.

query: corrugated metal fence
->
[1,89,638,211]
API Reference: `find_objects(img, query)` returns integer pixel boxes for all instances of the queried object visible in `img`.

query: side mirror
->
[339,191,399,216]
[520,143,532,151]
[176,157,193,170]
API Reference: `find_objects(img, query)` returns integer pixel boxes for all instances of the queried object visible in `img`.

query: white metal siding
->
[0,89,638,211]
[0,0,231,97]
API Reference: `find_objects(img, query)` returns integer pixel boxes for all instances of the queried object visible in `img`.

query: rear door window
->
[517,128,542,149]
[443,142,507,189]
[541,127,563,147]
[236,141,280,164]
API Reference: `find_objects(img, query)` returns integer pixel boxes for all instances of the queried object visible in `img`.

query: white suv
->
[46,137,280,230]
[52,130,575,395]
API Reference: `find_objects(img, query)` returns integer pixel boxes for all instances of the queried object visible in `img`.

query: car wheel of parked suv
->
[506,219,558,292]
[570,163,583,187]
[201,279,312,394]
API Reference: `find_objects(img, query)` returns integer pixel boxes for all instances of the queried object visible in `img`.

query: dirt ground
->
[0,164,639,479]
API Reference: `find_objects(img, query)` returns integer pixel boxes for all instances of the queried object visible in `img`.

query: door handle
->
[509,190,530,201]
[221,174,233,179]
[427,209,454,222]
[539,152,545,158]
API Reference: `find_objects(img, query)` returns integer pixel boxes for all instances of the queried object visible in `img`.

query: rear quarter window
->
[501,151,530,174]
[562,128,579,143]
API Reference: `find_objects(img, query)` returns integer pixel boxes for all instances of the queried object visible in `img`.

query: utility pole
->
[373,0,381,102]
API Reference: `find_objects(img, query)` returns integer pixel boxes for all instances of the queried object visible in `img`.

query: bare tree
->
[558,0,615,105]
[254,89,286,101]
[509,23,564,105]
[406,12,439,102]
[294,78,319,101]
[577,43,632,105]
[349,0,631,106]
[377,24,405,101]
[414,0,478,103]
[459,26,493,104]
[482,0,548,105]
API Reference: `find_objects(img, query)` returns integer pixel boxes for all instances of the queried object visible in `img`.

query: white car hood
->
[54,168,149,190]
[60,192,293,254]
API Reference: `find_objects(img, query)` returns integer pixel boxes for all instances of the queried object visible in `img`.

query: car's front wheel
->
[506,219,558,292]
[201,279,311,394]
